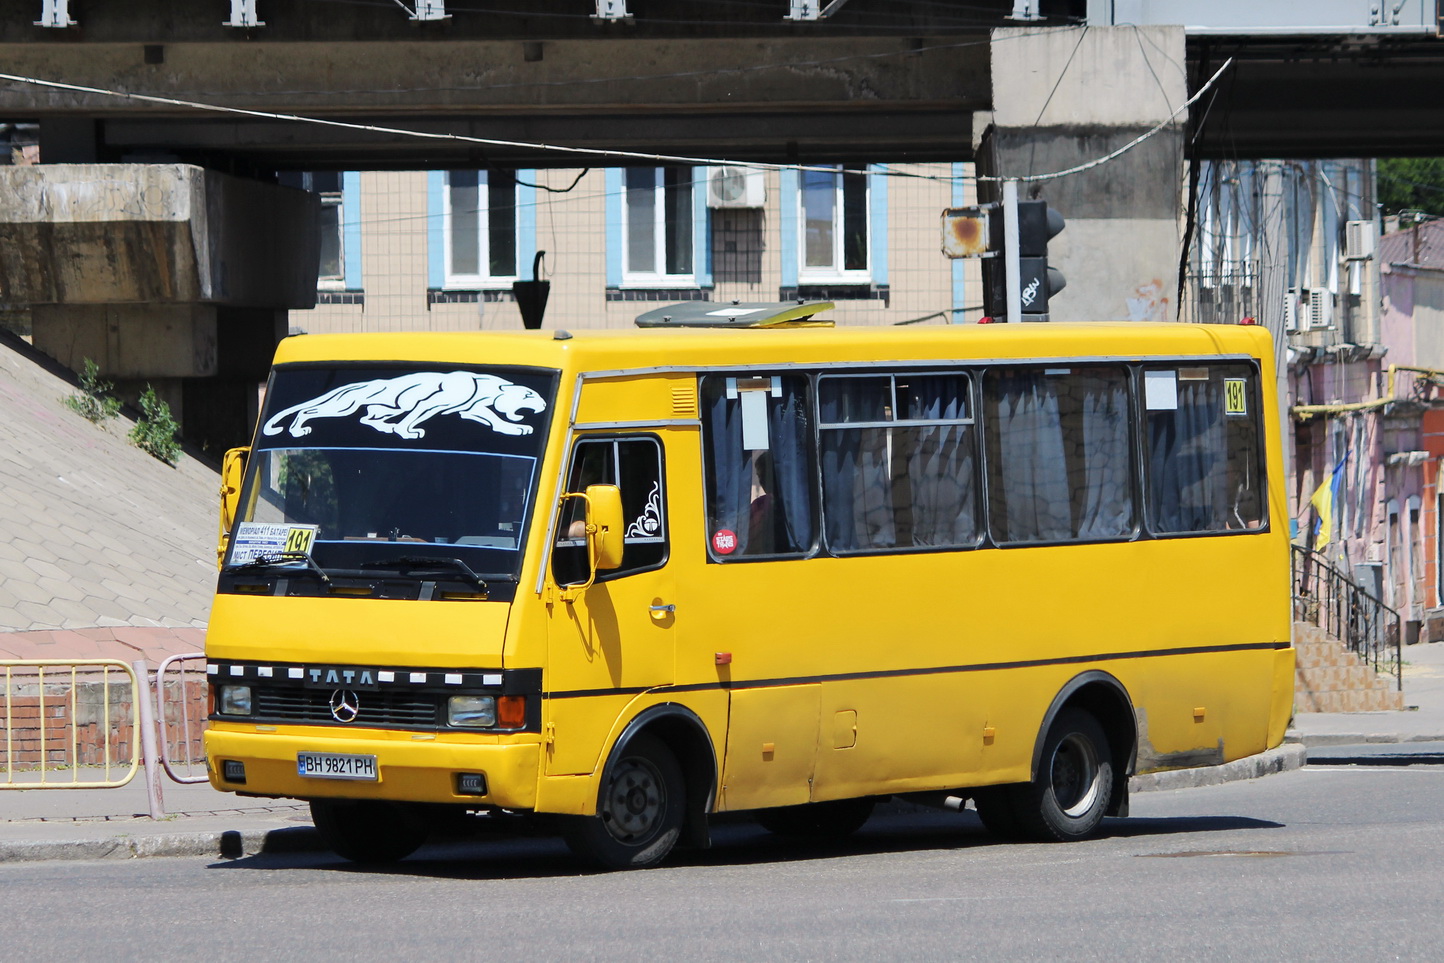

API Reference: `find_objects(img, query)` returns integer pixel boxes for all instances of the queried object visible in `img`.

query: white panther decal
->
[262,372,546,440]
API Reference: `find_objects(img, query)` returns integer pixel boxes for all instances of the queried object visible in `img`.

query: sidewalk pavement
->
[4,641,1443,864]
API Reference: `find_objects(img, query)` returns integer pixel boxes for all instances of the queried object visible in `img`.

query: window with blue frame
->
[800,165,869,281]
[445,169,520,287]
[623,166,696,284]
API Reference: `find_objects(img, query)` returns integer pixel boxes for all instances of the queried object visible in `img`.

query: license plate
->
[297,752,378,781]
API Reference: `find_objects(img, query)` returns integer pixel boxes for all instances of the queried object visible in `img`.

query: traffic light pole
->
[1002,178,1022,324]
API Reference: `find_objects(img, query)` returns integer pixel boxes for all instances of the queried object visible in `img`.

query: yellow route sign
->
[1224,378,1248,415]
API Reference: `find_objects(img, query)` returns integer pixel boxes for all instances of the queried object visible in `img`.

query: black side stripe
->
[543,640,1289,701]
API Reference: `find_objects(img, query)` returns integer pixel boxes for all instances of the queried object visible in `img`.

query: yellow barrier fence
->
[0,659,141,789]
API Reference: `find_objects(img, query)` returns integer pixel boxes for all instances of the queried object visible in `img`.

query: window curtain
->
[989,373,1071,542]
[904,378,978,547]
[1149,379,1228,532]
[1075,376,1133,539]
[767,384,815,552]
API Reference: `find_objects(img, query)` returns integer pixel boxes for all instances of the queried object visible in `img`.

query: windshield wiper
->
[227,552,332,586]
[358,555,489,594]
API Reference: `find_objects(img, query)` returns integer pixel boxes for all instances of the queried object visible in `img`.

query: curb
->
[1287,731,1444,748]
[0,825,322,864]
[1128,743,1306,793]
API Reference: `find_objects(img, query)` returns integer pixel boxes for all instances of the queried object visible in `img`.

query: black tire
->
[563,733,685,870]
[755,797,876,839]
[309,799,430,863]
[1010,708,1114,842]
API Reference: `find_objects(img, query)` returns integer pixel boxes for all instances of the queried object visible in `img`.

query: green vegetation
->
[1378,158,1444,219]
[62,358,121,424]
[128,385,182,465]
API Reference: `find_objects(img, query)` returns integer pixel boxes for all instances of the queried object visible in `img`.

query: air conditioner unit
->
[707,166,766,208]
[1285,289,1302,332]
[1306,286,1335,330]
[1344,220,1377,261]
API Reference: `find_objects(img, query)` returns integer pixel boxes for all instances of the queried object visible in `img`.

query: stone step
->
[1295,640,1370,669]
[1292,620,1403,713]
[1294,686,1406,713]
[1297,663,1393,691]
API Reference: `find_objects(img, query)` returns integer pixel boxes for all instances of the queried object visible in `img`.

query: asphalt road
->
[3,766,1441,962]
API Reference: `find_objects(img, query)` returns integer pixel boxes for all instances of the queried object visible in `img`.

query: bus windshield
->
[225,364,557,578]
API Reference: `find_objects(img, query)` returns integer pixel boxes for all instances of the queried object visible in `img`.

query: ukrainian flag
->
[1309,455,1347,549]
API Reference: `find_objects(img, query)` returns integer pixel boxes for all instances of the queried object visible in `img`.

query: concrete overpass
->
[1,1,1442,167]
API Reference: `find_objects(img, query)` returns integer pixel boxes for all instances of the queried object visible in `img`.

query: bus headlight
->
[218,685,252,715]
[448,695,497,728]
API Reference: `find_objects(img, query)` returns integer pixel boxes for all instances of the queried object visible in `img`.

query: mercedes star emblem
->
[329,689,361,724]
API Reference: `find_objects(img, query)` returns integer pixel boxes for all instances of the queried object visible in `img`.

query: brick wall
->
[0,673,206,771]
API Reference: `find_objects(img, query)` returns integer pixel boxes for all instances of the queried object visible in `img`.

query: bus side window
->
[553,437,667,584]
[818,372,980,553]
[983,365,1135,544]
[700,375,817,560]
[1144,365,1265,534]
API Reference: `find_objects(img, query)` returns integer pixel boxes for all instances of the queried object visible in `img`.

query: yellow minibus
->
[204,305,1293,868]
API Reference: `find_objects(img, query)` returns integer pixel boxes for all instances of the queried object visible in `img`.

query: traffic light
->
[966,199,1066,322]
[1015,200,1067,320]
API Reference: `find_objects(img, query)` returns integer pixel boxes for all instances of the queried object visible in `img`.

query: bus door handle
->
[649,603,675,621]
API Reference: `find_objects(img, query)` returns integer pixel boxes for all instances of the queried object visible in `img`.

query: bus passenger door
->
[544,435,677,776]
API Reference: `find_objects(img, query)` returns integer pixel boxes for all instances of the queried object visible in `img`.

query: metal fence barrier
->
[155,653,209,785]
[1,659,142,789]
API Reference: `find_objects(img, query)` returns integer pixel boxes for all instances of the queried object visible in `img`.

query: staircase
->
[1294,621,1405,712]
[1292,545,1405,713]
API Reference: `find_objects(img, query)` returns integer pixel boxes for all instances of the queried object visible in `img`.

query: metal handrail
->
[1291,544,1403,691]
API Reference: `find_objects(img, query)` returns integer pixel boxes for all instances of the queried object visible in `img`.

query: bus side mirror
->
[586,484,625,571]
[217,446,249,568]
[555,484,625,602]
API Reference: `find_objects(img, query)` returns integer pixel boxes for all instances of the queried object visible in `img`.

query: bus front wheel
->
[309,799,430,863]
[564,733,685,870]
[977,708,1114,843]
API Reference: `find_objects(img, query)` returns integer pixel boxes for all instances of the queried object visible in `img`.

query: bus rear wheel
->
[309,799,430,863]
[1013,708,1114,842]
[564,733,685,870]
[755,797,876,838]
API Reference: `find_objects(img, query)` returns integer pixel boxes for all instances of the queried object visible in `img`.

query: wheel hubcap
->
[1050,732,1101,817]
[601,757,665,843]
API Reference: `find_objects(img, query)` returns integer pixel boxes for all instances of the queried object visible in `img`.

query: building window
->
[623,166,695,284]
[800,165,869,281]
[280,172,347,289]
[445,169,519,287]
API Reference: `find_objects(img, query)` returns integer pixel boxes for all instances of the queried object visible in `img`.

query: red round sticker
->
[712,529,737,555]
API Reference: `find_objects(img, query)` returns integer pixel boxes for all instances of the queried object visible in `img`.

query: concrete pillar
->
[31,303,219,380]
[980,26,1187,322]
[0,163,317,454]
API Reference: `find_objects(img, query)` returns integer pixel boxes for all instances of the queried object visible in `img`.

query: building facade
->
[286,164,979,336]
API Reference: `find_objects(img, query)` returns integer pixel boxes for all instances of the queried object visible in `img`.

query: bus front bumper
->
[204,727,541,809]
